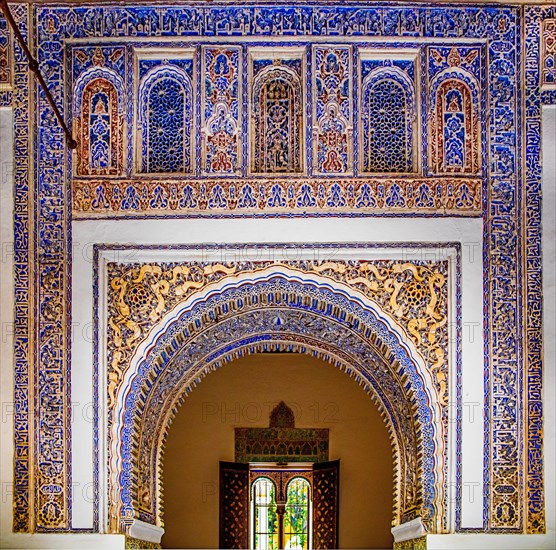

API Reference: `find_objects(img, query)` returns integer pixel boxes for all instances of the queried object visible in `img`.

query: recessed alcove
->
[162,353,393,549]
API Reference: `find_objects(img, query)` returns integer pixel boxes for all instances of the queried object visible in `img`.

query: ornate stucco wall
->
[0,2,555,549]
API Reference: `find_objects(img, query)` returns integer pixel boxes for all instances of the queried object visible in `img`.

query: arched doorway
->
[106,266,447,541]
[161,353,394,549]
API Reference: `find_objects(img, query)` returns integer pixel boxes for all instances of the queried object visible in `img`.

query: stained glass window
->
[284,478,310,550]
[253,478,279,550]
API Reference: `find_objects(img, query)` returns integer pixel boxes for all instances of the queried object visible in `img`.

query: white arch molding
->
[105,266,449,538]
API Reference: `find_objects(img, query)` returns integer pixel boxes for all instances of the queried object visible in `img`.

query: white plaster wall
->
[0,108,15,547]
[540,105,556,546]
[72,216,485,532]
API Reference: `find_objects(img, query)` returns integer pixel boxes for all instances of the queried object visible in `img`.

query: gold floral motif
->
[394,535,427,550]
[106,258,449,532]
[125,536,161,549]
[107,259,449,408]
[309,260,448,404]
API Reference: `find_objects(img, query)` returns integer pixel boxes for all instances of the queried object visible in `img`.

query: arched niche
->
[250,65,304,174]
[137,64,194,174]
[360,66,417,174]
[73,66,125,176]
[429,67,481,175]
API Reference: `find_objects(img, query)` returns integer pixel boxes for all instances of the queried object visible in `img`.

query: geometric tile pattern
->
[360,50,417,174]
[524,5,556,535]
[8,1,553,535]
[541,19,556,89]
[0,18,12,113]
[137,54,194,174]
[69,35,487,216]
[10,3,31,533]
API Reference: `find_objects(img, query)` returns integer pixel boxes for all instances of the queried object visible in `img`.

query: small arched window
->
[138,66,193,174]
[220,461,338,549]
[251,475,312,550]
[284,478,311,549]
[432,78,479,174]
[252,477,278,550]
[429,69,480,175]
[73,70,124,176]
[361,69,416,174]
[251,66,303,174]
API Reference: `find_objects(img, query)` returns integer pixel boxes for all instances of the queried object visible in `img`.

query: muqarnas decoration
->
[202,47,241,175]
[73,47,125,176]
[136,52,194,174]
[313,46,352,175]
[360,51,418,174]
[428,46,482,175]
[250,49,304,174]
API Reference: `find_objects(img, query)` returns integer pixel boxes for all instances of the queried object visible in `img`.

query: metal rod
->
[0,0,77,149]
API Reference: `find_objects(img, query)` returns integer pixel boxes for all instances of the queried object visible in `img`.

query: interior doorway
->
[161,353,394,549]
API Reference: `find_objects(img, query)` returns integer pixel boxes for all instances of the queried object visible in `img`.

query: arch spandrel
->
[107,261,449,410]
[105,263,452,535]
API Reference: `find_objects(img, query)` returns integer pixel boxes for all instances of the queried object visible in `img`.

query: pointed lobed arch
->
[109,267,446,535]
[150,331,412,527]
